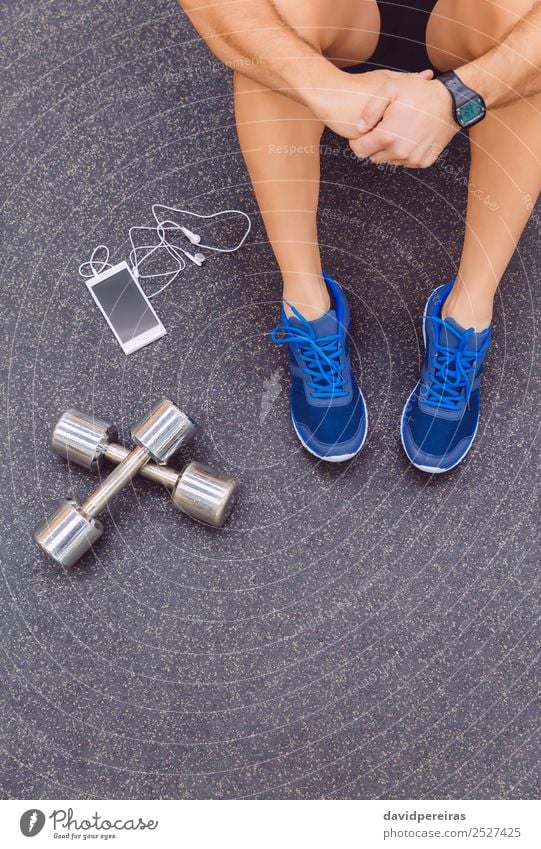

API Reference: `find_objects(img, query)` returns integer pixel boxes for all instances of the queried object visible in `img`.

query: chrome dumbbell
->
[34,398,197,567]
[50,408,238,528]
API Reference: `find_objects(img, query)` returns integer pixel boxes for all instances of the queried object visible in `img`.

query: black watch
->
[438,70,487,129]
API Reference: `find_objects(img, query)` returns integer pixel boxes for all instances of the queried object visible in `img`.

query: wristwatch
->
[438,70,487,129]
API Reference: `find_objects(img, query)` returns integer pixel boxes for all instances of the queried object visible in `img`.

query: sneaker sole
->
[400,398,478,473]
[291,395,368,463]
[400,291,478,474]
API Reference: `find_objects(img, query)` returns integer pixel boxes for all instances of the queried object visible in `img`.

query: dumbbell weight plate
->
[172,461,238,527]
[132,398,197,464]
[34,499,103,568]
[52,409,117,471]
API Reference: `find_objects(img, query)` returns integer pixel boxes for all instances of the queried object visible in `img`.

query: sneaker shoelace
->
[423,316,486,411]
[271,305,348,399]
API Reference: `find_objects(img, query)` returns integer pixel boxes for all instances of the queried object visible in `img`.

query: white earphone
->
[78,244,113,279]
[179,226,201,245]
[79,202,251,299]
[185,250,205,266]
[129,204,250,297]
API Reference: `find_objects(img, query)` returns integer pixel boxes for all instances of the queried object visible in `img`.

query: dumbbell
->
[49,408,238,528]
[34,398,197,567]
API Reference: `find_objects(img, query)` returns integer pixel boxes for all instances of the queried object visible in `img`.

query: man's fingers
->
[370,152,404,166]
[356,95,389,134]
[355,69,433,134]
[349,128,393,159]
[370,143,437,169]
[384,68,433,80]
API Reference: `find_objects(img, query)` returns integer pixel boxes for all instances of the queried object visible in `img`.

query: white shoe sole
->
[400,407,479,474]
[291,396,368,463]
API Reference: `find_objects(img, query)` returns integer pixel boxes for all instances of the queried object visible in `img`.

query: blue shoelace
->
[271,305,348,399]
[423,316,485,411]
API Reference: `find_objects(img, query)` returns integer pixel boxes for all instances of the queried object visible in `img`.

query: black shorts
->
[345,0,440,75]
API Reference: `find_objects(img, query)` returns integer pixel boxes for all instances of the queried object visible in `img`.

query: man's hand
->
[310,68,434,140]
[349,75,458,168]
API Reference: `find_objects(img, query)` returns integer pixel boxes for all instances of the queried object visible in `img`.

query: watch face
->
[457,97,485,128]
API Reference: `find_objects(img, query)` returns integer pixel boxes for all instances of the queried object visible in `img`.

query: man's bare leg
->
[427,0,541,330]
[234,75,328,319]
[234,0,380,319]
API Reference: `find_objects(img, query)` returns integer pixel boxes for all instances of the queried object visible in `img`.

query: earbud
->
[180,226,201,245]
[120,203,251,299]
[184,250,205,267]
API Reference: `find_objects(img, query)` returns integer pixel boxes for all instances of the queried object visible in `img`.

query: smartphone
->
[85,261,166,354]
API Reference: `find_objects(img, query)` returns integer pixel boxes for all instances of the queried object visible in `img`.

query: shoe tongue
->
[439,316,490,352]
[288,308,338,337]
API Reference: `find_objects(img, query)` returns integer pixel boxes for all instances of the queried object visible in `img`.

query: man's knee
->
[428,0,537,69]
[270,0,330,53]
[269,0,380,60]
[468,0,537,54]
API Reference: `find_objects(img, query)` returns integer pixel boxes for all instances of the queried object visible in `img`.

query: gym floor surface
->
[1,0,539,799]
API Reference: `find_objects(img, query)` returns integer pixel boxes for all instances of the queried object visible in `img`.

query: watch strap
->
[438,70,487,128]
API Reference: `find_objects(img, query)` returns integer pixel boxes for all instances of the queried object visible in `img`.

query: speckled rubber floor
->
[1,0,539,800]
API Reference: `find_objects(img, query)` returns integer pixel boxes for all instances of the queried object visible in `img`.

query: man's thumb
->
[356,95,388,134]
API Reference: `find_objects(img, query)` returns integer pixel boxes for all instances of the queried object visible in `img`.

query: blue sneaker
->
[401,281,492,473]
[271,272,367,462]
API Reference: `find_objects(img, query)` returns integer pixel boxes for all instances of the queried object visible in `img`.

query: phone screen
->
[91,267,161,344]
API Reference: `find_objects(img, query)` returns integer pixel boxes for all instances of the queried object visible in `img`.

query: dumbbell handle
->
[78,398,195,519]
[95,441,237,528]
[80,444,150,517]
[97,441,180,489]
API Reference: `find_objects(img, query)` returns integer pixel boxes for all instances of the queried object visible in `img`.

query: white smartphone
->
[84,261,166,354]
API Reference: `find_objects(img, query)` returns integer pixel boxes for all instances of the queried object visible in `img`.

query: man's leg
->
[233,2,378,461]
[447,96,541,330]
[401,0,541,473]
[234,0,380,319]
[427,0,541,330]
[234,75,327,319]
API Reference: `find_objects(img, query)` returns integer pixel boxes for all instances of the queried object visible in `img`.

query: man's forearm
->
[458,1,541,109]
[176,0,341,110]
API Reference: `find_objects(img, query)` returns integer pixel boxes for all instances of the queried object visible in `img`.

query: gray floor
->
[1,0,539,800]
